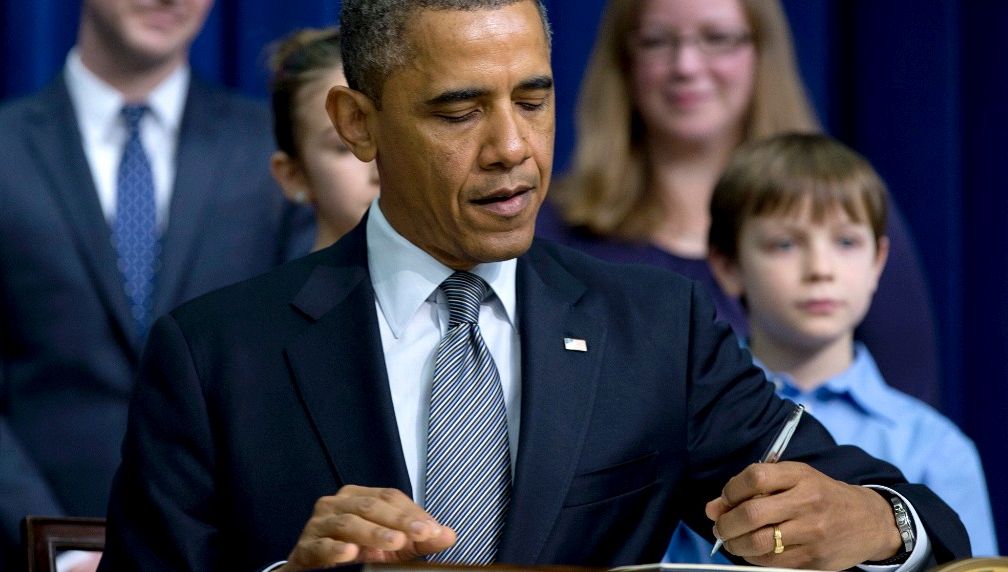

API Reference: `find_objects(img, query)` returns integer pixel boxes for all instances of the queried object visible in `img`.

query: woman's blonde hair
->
[552,0,819,240]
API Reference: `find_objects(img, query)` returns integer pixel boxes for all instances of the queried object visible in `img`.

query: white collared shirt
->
[64,48,189,230]
[366,200,522,505]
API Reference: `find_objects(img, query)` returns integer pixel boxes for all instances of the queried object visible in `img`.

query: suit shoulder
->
[189,77,270,122]
[0,87,54,134]
[168,250,323,329]
[0,94,35,124]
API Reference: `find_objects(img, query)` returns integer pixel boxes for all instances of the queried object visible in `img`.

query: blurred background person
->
[268,27,379,251]
[0,1,311,569]
[539,0,940,409]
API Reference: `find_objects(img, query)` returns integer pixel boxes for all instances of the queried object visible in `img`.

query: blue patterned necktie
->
[425,271,511,565]
[112,104,158,341]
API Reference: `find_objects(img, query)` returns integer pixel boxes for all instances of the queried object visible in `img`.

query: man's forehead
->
[403,1,549,57]
[390,2,552,100]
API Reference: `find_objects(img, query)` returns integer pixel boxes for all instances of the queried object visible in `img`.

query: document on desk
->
[352,563,824,572]
[354,565,599,571]
[611,564,826,572]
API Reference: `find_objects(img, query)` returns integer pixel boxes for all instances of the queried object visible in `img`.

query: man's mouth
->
[470,186,534,217]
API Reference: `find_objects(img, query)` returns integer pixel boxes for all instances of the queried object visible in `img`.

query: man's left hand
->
[706,461,904,569]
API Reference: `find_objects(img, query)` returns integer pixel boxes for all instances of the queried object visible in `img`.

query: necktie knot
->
[441,271,488,326]
[121,104,148,133]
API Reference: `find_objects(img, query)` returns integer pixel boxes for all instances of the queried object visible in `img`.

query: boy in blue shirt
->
[666,133,997,562]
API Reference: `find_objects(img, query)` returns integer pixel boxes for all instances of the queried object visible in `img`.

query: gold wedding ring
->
[773,525,785,554]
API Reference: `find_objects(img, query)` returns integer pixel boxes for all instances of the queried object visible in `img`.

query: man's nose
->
[479,106,531,170]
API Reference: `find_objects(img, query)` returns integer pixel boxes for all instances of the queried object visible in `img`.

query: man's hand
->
[706,462,904,570]
[278,485,456,572]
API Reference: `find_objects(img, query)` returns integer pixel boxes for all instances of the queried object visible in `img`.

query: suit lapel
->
[26,79,137,353]
[153,79,221,318]
[498,243,608,563]
[283,225,413,494]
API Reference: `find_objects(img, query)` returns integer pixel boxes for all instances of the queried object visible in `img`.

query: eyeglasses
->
[629,29,753,60]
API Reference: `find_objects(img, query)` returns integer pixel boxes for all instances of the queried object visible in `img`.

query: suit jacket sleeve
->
[675,283,971,564]
[99,314,223,571]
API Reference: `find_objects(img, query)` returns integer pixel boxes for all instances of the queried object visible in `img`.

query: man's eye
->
[437,111,478,124]
[517,100,546,112]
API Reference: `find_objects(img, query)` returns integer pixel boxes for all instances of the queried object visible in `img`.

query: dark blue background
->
[2,0,1005,551]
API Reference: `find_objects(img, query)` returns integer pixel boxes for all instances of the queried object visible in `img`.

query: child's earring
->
[293,190,308,204]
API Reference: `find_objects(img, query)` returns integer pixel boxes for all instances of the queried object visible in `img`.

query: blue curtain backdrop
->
[2,0,1005,551]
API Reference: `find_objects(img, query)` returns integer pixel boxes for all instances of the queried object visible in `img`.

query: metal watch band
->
[890,495,916,554]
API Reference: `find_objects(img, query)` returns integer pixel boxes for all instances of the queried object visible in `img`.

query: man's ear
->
[708,248,745,298]
[269,150,310,205]
[327,85,378,162]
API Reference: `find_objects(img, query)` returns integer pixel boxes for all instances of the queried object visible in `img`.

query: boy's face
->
[713,201,889,353]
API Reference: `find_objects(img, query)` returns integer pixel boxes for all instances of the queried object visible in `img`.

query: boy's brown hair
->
[709,132,889,261]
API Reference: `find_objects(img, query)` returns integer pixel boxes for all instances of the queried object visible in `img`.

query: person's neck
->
[77,33,185,102]
[645,132,741,258]
[311,223,344,252]
[749,329,855,391]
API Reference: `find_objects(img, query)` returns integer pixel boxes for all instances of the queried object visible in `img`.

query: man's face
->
[373,0,555,270]
[82,0,213,68]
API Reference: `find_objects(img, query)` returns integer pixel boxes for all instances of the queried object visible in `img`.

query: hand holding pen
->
[710,404,805,556]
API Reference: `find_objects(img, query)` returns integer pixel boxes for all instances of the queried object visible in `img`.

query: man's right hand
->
[278,485,457,572]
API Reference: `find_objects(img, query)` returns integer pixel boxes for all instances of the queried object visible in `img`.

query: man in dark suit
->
[0,0,310,567]
[99,1,969,571]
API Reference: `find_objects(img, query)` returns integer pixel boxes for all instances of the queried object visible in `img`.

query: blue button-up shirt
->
[666,343,998,562]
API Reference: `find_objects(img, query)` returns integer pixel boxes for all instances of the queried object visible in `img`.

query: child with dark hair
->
[668,132,997,562]
[268,27,379,251]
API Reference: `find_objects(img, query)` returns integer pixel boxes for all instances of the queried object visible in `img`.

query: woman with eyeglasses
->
[541,0,940,414]
[269,27,380,252]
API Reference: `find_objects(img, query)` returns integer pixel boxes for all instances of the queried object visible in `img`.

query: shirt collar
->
[64,47,189,137]
[821,343,896,422]
[365,199,518,339]
[757,343,897,423]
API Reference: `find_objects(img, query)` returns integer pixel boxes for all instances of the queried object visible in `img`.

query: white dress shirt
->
[56,48,191,572]
[64,48,188,230]
[366,200,522,505]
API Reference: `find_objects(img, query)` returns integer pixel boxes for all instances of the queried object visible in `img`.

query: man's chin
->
[478,231,536,262]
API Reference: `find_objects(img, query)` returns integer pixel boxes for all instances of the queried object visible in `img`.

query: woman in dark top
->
[540,0,940,406]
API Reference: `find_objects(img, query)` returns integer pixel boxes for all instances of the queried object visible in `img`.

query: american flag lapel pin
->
[564,337,587,352]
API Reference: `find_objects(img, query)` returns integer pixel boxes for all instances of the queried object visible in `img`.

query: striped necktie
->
[111,104,158,341]
[425,271,511,564]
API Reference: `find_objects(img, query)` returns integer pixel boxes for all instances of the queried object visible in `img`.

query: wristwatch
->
[890,495,916,554]
[868,495,916,565]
